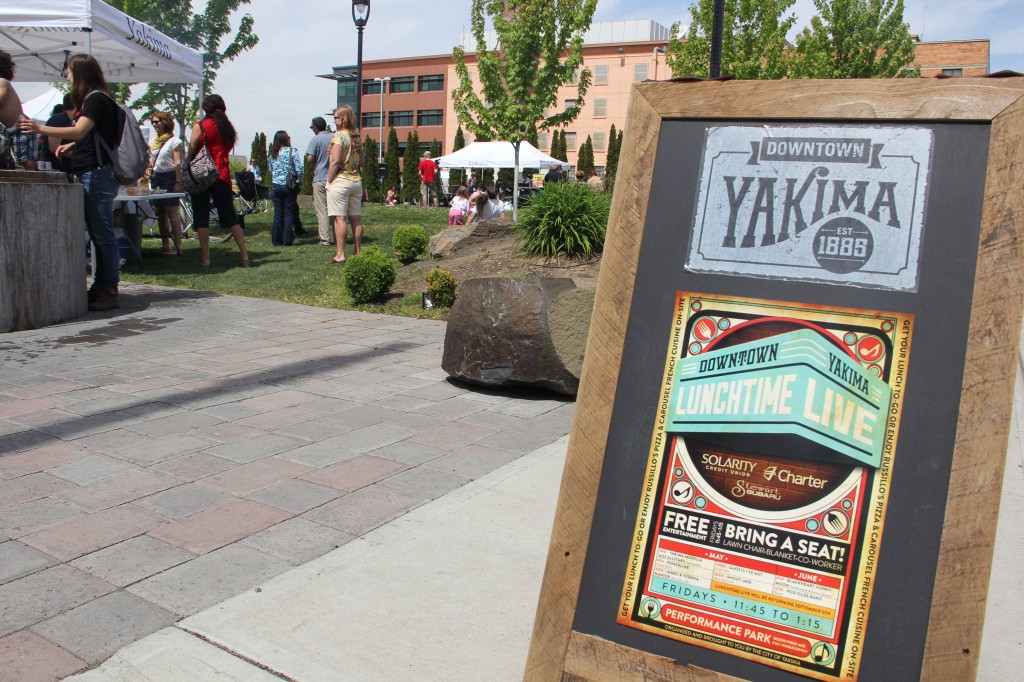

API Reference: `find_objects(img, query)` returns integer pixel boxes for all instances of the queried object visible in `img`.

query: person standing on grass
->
[326,105,364,264]
[185,94,249,268]
[146,111,184,255]
[306,116,334,246]
[418,151,438,207]
[268,130,303,247]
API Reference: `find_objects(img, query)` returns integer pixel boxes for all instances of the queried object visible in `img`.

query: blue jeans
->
[80,164,119,288]
[271,184,298,246]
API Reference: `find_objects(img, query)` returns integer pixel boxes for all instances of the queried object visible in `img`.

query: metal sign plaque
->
[686,126,933,291]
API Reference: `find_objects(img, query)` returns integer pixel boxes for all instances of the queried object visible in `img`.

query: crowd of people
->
[1,44,609,313]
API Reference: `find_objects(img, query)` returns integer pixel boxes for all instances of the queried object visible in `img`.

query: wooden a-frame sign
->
[525,77,1024,682]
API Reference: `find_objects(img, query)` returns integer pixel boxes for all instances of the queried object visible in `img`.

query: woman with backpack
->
[268,130,303,246]
[20,53,123,311]
[185,94,249,268]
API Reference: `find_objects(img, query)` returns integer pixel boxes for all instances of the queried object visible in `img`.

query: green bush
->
[342,246,397,304]
[425,267,458,307]
[392,225,429,264]
[514,181,611,260]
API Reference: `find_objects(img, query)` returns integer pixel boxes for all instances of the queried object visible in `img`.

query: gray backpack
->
[91,91,148,184]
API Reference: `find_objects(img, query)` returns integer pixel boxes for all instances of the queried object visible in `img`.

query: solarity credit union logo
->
[686,125,933,291]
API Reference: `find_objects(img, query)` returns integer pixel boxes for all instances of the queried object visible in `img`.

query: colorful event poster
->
[618,293,913,681]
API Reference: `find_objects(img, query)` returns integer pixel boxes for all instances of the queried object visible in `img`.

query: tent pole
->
[198,53,205,118]
[512,139,520,223]
[84,28,92,54]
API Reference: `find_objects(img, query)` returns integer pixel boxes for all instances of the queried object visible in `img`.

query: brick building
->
[320,22,990,175]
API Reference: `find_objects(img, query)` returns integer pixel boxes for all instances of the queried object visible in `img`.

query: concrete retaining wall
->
[0,170,87,332]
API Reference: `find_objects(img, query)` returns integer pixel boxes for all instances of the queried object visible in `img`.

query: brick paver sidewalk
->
[0,284,573,680]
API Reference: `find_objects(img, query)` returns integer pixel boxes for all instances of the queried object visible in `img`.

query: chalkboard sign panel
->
[526,79,1024,682]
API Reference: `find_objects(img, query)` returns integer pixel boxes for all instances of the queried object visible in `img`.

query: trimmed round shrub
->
[514,181,611,260]
[392,224,429,264]
[342,246,397,304]
[425,267,458,308]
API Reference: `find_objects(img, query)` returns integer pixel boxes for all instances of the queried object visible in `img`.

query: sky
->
[14,0,1024,159]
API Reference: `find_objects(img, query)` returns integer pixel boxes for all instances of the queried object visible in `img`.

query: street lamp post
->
[351,0,370,125]
[373,75,390,204]
[373,76,391,164]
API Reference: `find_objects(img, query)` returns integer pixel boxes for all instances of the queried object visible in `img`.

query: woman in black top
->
[22,54,122,311]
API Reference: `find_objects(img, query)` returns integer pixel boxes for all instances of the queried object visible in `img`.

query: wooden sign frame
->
[525,77,1024,682]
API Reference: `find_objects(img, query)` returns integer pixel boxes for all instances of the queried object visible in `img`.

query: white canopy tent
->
[20,86,62,122]
[435,141,569,221]
[0,0,202,83]
[435,141,569,171]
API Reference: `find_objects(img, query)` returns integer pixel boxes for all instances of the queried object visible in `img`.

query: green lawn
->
[119,200,452,318]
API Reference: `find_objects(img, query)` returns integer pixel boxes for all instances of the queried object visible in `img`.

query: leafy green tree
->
[401,131,421,204]
[249,132,268,186]
[577,135,595,176]
[666,0,795,80]
[604,124,620,195]
[552,130,568,162]
[111,0,259,138]
[384,127,401,198]
[301,155,313,195]
[450,126,467,187]
[792,0,919,78]
[452,0,597,220]
[362,136,382,202]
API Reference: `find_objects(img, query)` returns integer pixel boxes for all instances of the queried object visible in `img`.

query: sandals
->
[330,257,346,264]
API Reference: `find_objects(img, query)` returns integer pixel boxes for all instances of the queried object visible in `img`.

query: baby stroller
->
[235,170,269,216]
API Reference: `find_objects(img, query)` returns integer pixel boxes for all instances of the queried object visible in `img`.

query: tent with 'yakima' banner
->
[0,0,202,83]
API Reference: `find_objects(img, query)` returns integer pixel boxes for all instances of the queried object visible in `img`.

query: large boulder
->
[428,217,514,257]
[442,275,596,396]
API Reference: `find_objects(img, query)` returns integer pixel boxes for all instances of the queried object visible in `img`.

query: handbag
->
[0,127,16,170]
[180,122,219,195]
[284,148,299,193]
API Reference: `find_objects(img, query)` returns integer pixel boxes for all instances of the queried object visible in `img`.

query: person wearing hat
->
[418,150,438,207]
[305,115,335,245]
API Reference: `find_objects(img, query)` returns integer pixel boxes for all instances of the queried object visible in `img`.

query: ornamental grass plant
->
[514,181,610,260]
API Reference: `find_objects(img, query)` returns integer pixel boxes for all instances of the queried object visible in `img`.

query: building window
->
[362,112,382,128]
[389,110,414,127]
[594,98,607,118]
[569,68,580,86]
[593,132,606,151]
[336,79,357,111]
[594,64,609,85]
[418,109,443,126]
[595,165,605,177]
[634,63,649,82]
[941,68,963,77]
[538,132,549,150]
[390,76,415,93]
[564,99,577,112]
[418,74,445,91]
[419,142,435,155]
[565,132,577,151]
[362,79,383,95]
